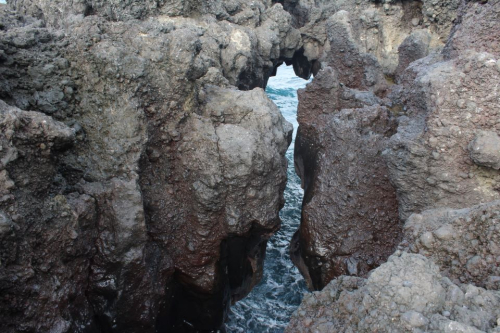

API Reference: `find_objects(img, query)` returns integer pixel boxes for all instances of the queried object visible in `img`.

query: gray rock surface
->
[469,131,500,170]
[385,46,500,222]
[403,200,500,290]
[287,252,500,333]
[0,1,301,332]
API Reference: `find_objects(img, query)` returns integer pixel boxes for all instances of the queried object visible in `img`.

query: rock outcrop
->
[292,65,401,289]
[1,0,499,331]
[0,1,306,332]
[291,0,500,292]
[403,201,500,291]
[290,0,465,291]
[289,0,500,331]
[287,252,500,333]
[385,0,500,221]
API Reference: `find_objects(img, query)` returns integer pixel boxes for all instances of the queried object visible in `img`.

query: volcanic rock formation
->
[287,252,500,333]
[290,0,464,290]
[0,1,310,332]
[288,0,500,331]
[1,0,499,332]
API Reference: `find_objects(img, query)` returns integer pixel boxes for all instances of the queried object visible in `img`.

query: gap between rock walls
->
[2,1,500,333]
[0,1,315,332]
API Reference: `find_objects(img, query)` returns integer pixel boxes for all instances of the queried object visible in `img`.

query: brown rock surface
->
[290,1,500,331]
[290,0,460,291]
[292,66,401,289]
[0,1,302,332]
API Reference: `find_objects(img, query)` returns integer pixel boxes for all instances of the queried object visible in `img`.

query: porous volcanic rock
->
[0,100,101,333]
[287,252,500,333]
[0,1,304,332]
[290,0,461,291]
[292,65,401,290]
[290,1,500,331]
[385,42,500,222]
[402,200,500,290]
[296,0,447,76]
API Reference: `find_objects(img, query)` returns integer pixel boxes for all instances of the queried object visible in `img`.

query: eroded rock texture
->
[290,0,464,291]
[0,1,306,332]
[291,0,500,293]
[287,252,500,333]
[292,65,400,289]
[289,0,500,331]
[403,201,500,291]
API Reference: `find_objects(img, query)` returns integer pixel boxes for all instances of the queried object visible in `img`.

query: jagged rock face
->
[290,0,500,331]
[290,0,446,290]
[0,100,101,332]
[292,0,499,293]
[444,0,500,59]
[296,0,445,76]
[385,45,500,222]
[8,0,293,28]
[286,252,500,333]
[403,201,500,290]
[292,65,401,290]
[0,1,303,332]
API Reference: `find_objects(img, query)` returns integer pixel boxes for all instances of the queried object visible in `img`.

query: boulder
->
[403,200,500,290]
[287,252,500,333]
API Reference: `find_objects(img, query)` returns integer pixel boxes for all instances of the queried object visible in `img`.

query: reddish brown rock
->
[0,2,301,332]
[292,66,401,290]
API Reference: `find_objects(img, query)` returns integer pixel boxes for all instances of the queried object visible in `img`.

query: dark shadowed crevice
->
[155,225,274,332]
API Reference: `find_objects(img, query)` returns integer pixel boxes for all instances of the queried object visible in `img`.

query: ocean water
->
[226,66,311,333]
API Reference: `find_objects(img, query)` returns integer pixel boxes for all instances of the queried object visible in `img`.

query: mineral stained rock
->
[291,0,459,291]
[289,0,500,331]
[0,0,304,332]
[292,65,401,289]
[286,252,500,333]
[292,0,500,293]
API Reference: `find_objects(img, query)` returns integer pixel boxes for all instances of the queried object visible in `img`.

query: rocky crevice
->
[0,1,309,332]
[1,0,499,332]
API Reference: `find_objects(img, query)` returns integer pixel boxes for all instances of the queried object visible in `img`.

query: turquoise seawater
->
[226,66,311,332]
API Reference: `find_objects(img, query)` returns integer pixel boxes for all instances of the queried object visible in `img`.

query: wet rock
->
[286,252,500,333]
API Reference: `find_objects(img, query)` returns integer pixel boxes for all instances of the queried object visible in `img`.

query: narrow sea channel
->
[226,66,311,333]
